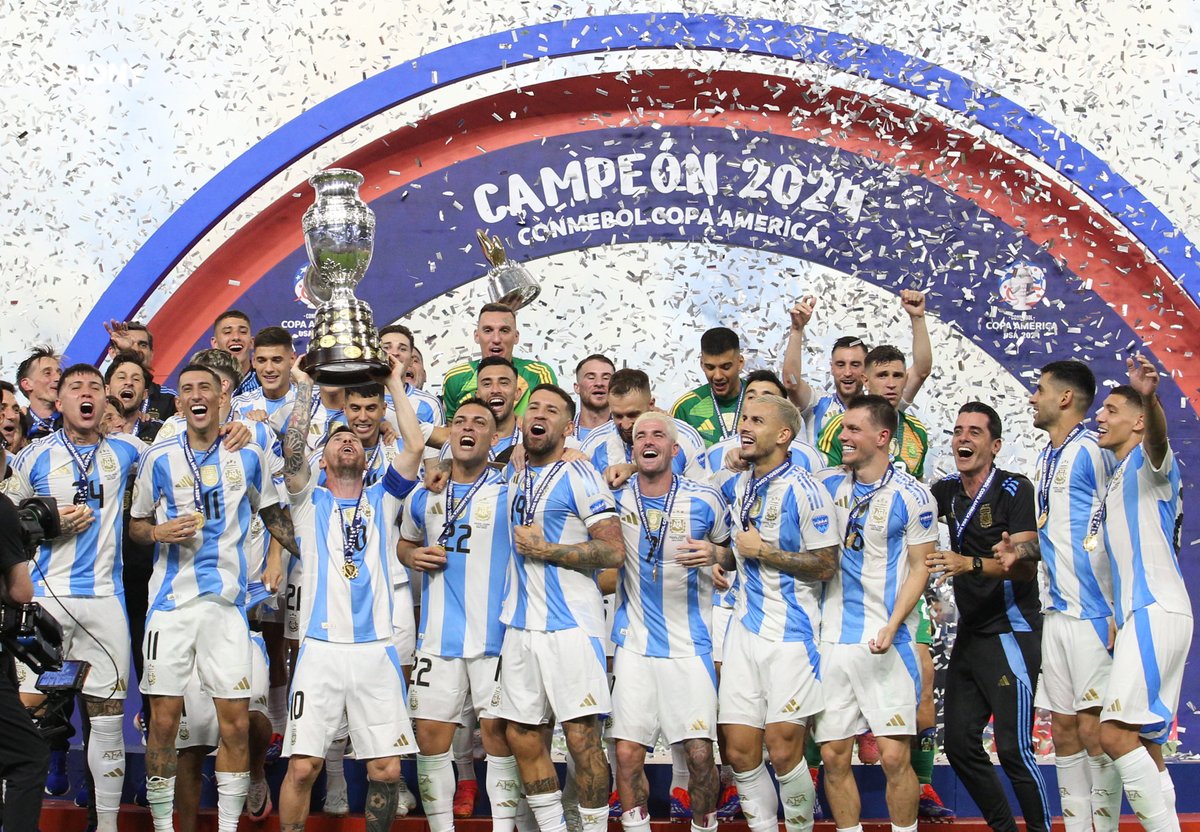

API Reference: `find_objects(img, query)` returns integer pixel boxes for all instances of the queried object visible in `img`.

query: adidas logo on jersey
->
[579,693,597,708]
[111,678,127,692]
[688,719,708,732]
[998,675,1011,687]
[234,677,251,691]
[780,699,800,714]
[1108,699,1121,712]
[620,511,639,527]
[175,474,195,489]
[1082,688,1101,702]
[885,714,906,728]
[430,503,445,516]
[395,735,411,748]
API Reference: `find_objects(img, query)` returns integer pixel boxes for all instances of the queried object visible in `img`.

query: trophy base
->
[300,347,390,387]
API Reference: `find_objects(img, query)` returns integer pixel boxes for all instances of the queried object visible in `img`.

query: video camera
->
[1,495,65,671]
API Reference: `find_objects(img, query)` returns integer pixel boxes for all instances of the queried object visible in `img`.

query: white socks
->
[454,725,477,782]
[1113,747,1174,832]
[214,770,250,832]
[777,761,816,832]
[87,714,125,832]
[267,685,288,735]
[146,774,176,832]
[621,806,652,832]
[528,790,568,832]
[733,763,779,832]
[1056,750,1093,832]
[671,743,690,792]
[892,823,918,832]
[579,805,609,832]
[417,751,456,832]
[487,754,523,832]
[1089,753,1122,832]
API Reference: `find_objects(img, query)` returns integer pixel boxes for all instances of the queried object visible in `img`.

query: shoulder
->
[107,433,148,457]
[930,473,959,499]
[566,459,605,484]
[579,421,614,451]
[892,468,931,500]
[680,476,725,506]
[140,440,176,468]
[14,435,52,466]
[815,465,847,488]
[673,418,705,448]
[442,362,477,383]
[783,465,826,503]
[997,470,1031,496]
[514,358,557,382]
[671,389,703,416]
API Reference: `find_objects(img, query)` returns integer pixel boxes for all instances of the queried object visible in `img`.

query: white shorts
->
[1102,605,1193,742]
[177,632,271,749]
[711,606,733,664]
[284,558,304,640]
[17,595,130,700]
[493,628,610,725]
[142,595,252,699]
[392,582,415,668]
[1035,610,1112,713]
[611,648,717,746]
[287,638,414,760]
[717,620,822,727]
[408,651,500,724]
[812,641,920,743]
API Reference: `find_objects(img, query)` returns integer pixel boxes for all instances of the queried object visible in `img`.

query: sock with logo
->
[1056,750,1093,832]
[527,790,568,832]
[418,752,455,832]
[146,775,176,832]
[487,754,523,832]
[87,714,125,832]
[1113,747,1173,832]
[1089,753,1123,832]
[777,761,816,832]
[621,805,652,832]
[733,763,779,832]
[911,728,936,786]
[579,804,610,832]
[215,770,250,832]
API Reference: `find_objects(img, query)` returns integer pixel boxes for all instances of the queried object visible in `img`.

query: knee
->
[220,712,250,744]
[878,742,912,778]
[684,740,715,776]
[505,722,543,757]
[614,741,643,772]
[367,757,402,783]
[480,719,510,756]
[563,721,600,757]
[819,742,852,776]
[287,756,324,787]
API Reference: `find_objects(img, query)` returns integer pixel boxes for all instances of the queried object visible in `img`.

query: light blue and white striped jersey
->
[438,426,522,462]
[805,392,847,444]
[385,383,445,428]
[399,470,511,658]
[580,419,707,479]
[231,385,295,421]
[502,460,617,638]
[611,475,731,658]
[289,467,417,644]
[719,464,840,643]
[706,435,824,491]
[1036,430,1116,619]
[269,397,348,454]
[816,467,938,644]
[1101,444,1189,627]
[7,431,146,598]
[131,435,279,611]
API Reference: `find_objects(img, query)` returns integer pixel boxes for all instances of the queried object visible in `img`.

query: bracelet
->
[150,526,159,544]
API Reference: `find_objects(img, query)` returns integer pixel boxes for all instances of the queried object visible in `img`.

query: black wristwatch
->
[971,556,983,575]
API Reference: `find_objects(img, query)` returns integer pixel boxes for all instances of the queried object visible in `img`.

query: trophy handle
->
[476,229,508,266]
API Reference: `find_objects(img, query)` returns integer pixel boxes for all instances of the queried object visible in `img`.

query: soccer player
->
[671,327,745,448]
[380,323,445,427]
[104,352,162,443]
[270,378,348,455]
[210,310,260,397]
[277,357,425,832]
[1092,356,1191,832]
[7,364,146,832]
[782,290,931,442]
[573,354,614,443]
[582,368,707,488]
[608,411,731,832]
[409,345,429,390]
[399,397,522,832]
[102,320,177,420]
[494,384,623,832]
[16,346,62,439]
[0,380,28,460]
[813,395,936,832]
[936,402,1048,832]
[130,363,297,832]
[441,303,557,421]
[1026,359,1120,832]
[716,394,840,832]
[230,326,298,421]
[432,357,523,463]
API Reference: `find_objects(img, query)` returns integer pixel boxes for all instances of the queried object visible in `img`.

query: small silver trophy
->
[299,169,390,386]
[477,230,541,310]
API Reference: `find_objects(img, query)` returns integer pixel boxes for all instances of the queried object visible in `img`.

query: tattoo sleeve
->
[754,542,839,580]
[542,516,624,570]
[1014,538,1041,561]
[259,504,300,556]
[282,380,314,486]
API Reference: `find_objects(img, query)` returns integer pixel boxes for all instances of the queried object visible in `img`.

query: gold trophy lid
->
[477,229,540,310]
[477,229,508,266]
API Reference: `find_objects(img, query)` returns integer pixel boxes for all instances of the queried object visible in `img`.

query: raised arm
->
[781,297,816,411]
[384,358,425,481]
[1128,354,1168,468]
[900,290,932,405]
[282,365,315,494]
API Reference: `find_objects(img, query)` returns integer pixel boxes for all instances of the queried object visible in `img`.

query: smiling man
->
[104,352,162,443]
[572,354,615,443]
[16,346,62,440]
[672,327,746,448]
[0,381,29,459]
[231,326,297,420]
[211,310,260,398]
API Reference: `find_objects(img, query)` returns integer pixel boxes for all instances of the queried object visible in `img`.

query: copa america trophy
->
[477,230,541,310]
[299,169,390,386]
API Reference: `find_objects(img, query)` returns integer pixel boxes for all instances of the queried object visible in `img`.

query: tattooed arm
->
[259,504,299,557]
[735,524,838,580]
[282,368,315,494]
[512,516,624,570]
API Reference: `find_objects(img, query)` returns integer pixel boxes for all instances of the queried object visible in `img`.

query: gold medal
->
[192,511,206,527]
[343,562,359,579]
[1083,534,1098,552]
[1037,511,1048,528]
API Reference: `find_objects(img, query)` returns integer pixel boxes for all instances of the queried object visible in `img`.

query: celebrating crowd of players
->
[0,291,1191,832]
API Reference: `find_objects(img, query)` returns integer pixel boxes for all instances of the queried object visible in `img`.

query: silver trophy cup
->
[478,230,541,310]
[299,169,390,386]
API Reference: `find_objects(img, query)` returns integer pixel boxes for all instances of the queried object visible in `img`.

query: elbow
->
[816,565,837,582]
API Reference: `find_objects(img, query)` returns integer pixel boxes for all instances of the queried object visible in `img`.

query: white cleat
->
[323,777,349,817]
[395,777,417,817]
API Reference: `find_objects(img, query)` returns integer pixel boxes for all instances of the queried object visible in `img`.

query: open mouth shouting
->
[79,401,96,418]
[190,403,209,418]
[458,434,478,449]
[527,422,548,437]
[487,395,506,413]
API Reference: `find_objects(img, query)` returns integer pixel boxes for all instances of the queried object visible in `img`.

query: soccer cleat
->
[715,783,741,820]
[454,779,478,818]
[918,783,956,821]
[45,749,69,796]
[74,781,91,808]
[856,731,880,765]
[246,779,273,821]
[669,786,692,821]
[134,777,150,807]
[323,777,349,816]
[608,789,622,819]
[396,777,417,817]
[265,732,284,765]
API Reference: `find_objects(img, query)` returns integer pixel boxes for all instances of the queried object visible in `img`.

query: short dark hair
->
[608,368,651,399]
[479,302,517,319]
[253,326,293,350]
[864,345,906,370]
[177,363,224,388]
[104,352,151,386]
[1039,360,1096,412]
[700,327,740,356]
[958,401,1003,440]
[1108,384,1145,410]
[456,396,499,427]
[213,309,251,331]
[188,349,240,388]
[0,380,15,397]
[59,363,103,388]
[845,394,897,436]
[530,383,576,419]
[346,383,385,401]
[16,346,59,384]
[575,353,615,375]
[744,369,788,399]
[477,356,517,378]
[831,335,868,356]
[378,324,414,348]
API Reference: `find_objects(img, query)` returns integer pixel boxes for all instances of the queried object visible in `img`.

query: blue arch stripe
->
[67,12,1199,363]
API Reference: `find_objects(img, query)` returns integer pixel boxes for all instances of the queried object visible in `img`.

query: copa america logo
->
[997,260,1047,311]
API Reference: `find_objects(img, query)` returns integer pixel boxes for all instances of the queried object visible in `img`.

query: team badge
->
[409,691,418,711]
[362,504,374,520]
[179,725,190,741]
[147,667,157,687]
[158,421,178,440]
[201,465,219,486]
[99,451,118,474]
[250,515,264,536]
[645,509,664,530]
[766,498,781,523]
[224,461,243,487]
[812,514,829,534]
[491,687,502,708]
[979,504,993,528]
[1054,468,1068,485]
[474,502,493,522]
[669,517,686,534]
[918,511,934,530]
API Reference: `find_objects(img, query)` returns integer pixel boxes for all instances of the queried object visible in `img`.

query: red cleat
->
[856,731,880,765]
[453,780,478,818]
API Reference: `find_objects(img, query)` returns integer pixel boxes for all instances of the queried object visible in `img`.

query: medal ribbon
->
[710,384,745,440]
[739,460,791,531]
[844,466,895,544]
[339,492,368,574]
[1085,453,1132,544]
[438,468,492,547]
[633,474,679,570]
[953,466,997,552]
[489,425,521,462]
[28,412,57,437]
[179,433,222,517]
[59,431,102,504]
[521,460,565,526]
[1037,423,1085,518]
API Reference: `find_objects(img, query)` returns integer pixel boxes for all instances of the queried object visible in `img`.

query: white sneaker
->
[395,777,417,817]
[324,776,349,816]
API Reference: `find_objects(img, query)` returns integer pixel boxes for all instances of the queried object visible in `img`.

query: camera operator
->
[0,489,50,832]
